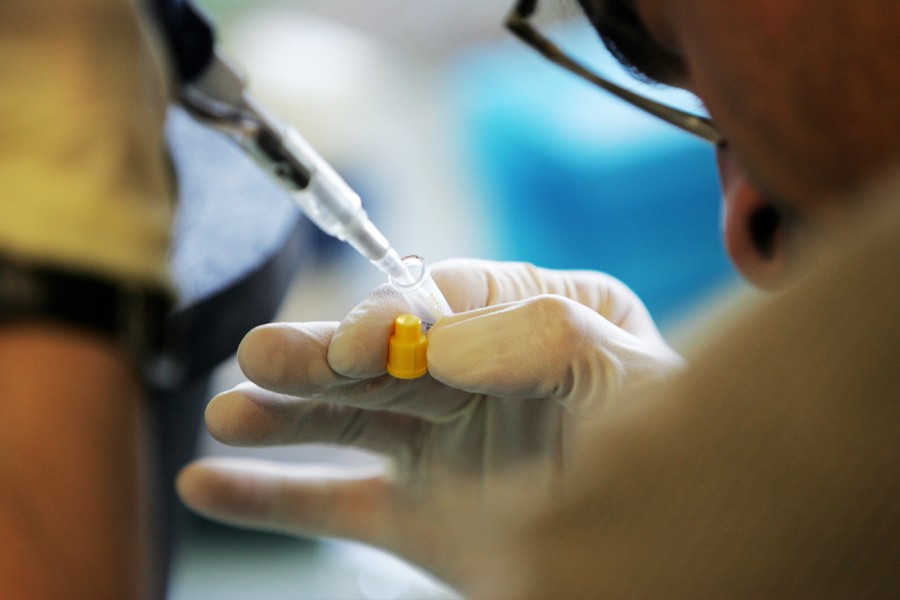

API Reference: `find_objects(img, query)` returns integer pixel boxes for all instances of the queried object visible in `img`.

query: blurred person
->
[0,0,300,596]
[175,0,900,597]
[0,1,174,597]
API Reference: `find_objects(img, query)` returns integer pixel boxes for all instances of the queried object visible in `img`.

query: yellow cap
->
[386,314,428,379]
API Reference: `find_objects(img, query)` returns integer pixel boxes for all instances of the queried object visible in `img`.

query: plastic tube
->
[388,255,452,330]
[386,314,429,379]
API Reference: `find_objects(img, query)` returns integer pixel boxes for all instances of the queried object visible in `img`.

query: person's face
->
[582,0,900,287]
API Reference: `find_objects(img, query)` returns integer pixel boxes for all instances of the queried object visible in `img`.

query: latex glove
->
[177,259,684,585]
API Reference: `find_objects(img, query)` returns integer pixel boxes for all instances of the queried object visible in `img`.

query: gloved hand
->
[177,259,684,585]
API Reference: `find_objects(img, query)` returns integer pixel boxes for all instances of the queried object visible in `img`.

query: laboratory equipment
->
[386,314,429,379]
[388,255,453,329]
[177,41,451,325]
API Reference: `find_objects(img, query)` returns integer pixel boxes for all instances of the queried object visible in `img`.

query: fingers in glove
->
[432,259,663,340]
[177,458,484,585]
[205,383,431,460]
[327,285,411,379]
[325,259,664,381]
[426,296,600,399]
[237,321,355,396]
[176,457,390,543]
[237,319,457,418]
[430,259,546,312]
[428,294,682,413]
[237,316,479,419]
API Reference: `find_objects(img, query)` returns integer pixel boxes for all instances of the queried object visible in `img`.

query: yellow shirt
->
[0,0,174,287]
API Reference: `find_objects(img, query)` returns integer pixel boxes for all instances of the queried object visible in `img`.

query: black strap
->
[148,0,215,83]
[0,256,171,365]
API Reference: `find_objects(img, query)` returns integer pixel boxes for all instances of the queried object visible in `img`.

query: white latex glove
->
[177,259,684,585]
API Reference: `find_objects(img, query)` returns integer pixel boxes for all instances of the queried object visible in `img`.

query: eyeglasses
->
[505,0,725,146]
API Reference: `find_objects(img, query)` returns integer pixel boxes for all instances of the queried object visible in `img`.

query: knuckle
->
[526,295,585,338]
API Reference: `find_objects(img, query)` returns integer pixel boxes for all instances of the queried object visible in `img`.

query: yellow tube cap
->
[386,314,428,379]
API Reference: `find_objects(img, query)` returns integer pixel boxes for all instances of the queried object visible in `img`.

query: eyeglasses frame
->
[505,0,725,146]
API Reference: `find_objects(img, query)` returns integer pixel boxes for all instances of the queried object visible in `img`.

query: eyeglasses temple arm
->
[506,12,725,146]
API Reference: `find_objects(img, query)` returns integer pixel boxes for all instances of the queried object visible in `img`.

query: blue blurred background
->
[448,22,736,327]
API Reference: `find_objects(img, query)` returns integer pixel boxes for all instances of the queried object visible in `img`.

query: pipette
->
[388,255,452,329]
[180,50,452,328]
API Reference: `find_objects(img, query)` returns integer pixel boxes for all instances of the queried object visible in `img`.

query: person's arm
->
[0,2,174,597]
[0,327,149,598]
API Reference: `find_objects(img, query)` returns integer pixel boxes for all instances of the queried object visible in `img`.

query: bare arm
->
[0,326,150,599]
[0,3,172,594]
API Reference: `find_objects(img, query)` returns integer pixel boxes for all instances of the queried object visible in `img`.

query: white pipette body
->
[388,255,453,330]
[278,126,452,327]
[180,51,448,320]
[279,127,413,284]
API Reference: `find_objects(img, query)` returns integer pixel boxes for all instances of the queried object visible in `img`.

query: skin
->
[0,327,149,599]
[1,4,168,597]
[598,0,900,286]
